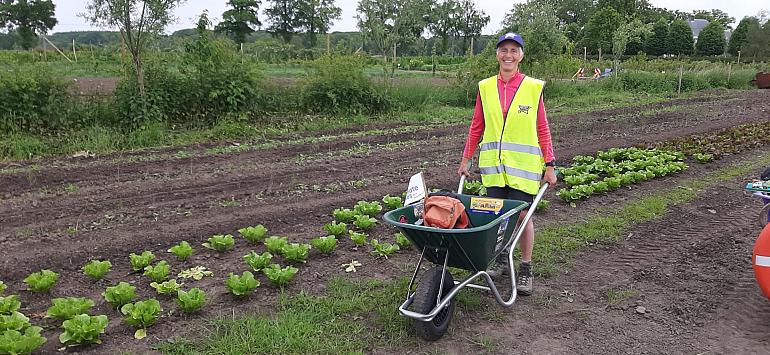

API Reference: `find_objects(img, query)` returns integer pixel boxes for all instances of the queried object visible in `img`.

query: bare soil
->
[1,89,770,354]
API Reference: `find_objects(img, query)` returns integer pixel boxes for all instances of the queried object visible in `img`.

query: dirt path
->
[1,89,770,354]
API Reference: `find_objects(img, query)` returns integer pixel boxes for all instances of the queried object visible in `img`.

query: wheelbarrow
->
[744,181,770,226]
[383,178,549,341]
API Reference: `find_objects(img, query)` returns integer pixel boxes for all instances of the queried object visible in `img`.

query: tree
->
[645,17,668,56]
[502,0,566,62]
[0,0,57,50]
[297,0,342,48]
[216,0,261,44]
[264,0,301,43]
[728,16,758,56]
[580,6,623,54]
[84,0,185,114]
[454,0,489,55]
[553,0,595,27]
[692,9,735,29]
[613,19,651,57]
[427,0,459,55]
[743,19,770,60]
[667,19,693,55]
[596,0,635,20]
[695,21,725,55]
[356,0,431,62]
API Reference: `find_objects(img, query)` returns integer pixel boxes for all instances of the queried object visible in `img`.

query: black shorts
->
[486,186,534,203]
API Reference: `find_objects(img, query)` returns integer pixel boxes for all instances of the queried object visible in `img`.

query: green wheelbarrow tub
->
[383,194,529,272]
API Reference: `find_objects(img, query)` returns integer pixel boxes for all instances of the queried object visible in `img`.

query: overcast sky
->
[52,0,768,34]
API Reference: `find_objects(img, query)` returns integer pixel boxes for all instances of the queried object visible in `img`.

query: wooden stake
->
[72,39,77,62]
[677,65,683,94]
[42,36,72,62]
[326,33,331,54]
[727,62,732,87]
[737,50,742,65]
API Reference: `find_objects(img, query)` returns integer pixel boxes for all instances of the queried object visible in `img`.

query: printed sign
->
[469,197,504,215]
[494,217,510,253]
[404,172,427,206]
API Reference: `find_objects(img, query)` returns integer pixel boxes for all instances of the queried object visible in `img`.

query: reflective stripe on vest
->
[477,75,545,195]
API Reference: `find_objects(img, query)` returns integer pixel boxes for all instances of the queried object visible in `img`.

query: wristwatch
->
[545,161,556,167]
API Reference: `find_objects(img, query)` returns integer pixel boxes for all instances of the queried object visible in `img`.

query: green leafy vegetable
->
[23,269,58,292]
[0,312,30,332]
[370,239,400,258]
[263,264,299,287]
[353,201,382,216]
[463,180,486,195]
[394,232,411,248]
[353,214,377,230]
[168,241,194,261]
[143,261,170,283]
[225,271,260,296]
[0,295,20,315]
[82,260,112,280]
[202,234,235,252]
[0,326,46,354]
[120,299,161,339]
[694,153,714,163]
[323,221,347,236]
[243,251,273,271]
[349,230,367,247]
[0,281,5,295]
[176,288,206,314]
[59,314,108,346]
[177,266,213,280]
[381,195,403,210]
[264,236,288,254]
[332,208,356,223]
[310,236,337,254]
[102,282,137,309]
[281,243,311,263]
[129,251,156,272]
[150,280,183,295]
[238,225,268,243]
[45,297,95,321]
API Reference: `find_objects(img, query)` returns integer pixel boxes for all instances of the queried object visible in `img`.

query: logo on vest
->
[518,105,531,114]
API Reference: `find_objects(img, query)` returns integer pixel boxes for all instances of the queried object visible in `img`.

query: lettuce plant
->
[243,251,273,271]
[381,195,402,210]
[0,311,29,332]
[332,208,356,223]
[23,270,58,292]
[353,214,377,230]
[82,260,112,280]
[225,271,259,296]
[323,221,347,236]
[143,261,170,283]
[394,232,411,248]
[168,241,193,261]
[0,295,21,315]
[120,299,161,339]
[310,236,337,254]
[370,239,400,259]
[0,281,5,295]
[178,266,213,280]
[264,236,288,254]
[353,201,382,216]
[202,234,235,252]
[263,264,299,287]
[0,326,46,354]
[59,314,108,346]
[102,282,137,309]
[238,225,268,244]
[45,297,95,321]
[349,231,367,247]
[150,280,183,295]
[129,251,155,271]
[281,243,311,263]
[176,288,206,314]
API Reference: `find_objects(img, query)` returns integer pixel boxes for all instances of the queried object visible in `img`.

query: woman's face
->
[496,41,523,72]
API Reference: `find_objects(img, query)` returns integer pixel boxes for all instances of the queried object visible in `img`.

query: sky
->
[51,0,769,35]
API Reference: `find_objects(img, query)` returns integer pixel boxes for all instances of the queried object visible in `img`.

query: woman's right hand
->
[458,158,471,178]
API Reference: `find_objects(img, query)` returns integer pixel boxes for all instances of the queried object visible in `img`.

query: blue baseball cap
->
[496,32,525,48]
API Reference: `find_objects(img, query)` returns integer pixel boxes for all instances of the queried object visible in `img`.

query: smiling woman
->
[457,32,557,297]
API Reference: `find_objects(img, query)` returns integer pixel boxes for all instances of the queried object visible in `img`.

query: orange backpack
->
[424,195,470,229]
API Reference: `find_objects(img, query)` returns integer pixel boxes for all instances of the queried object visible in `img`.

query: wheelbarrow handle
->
[457,159,473,194]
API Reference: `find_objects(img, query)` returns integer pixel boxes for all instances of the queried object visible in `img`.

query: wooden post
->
[42,36,72,62]
[737,50,741,65]
[584,47,587,63]
[240,42,244,64]
[42,38,47,61]
[677,65,683,94]
[727,62,732,87]
[326,33,331,54]
[598,47,602,61]
[72,39,77,62]
[469,37,474,55]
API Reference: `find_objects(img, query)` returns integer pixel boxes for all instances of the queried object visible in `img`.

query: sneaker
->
[517,262,533,296]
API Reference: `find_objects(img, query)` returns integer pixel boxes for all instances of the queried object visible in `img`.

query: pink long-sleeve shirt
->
[462,72,555,164]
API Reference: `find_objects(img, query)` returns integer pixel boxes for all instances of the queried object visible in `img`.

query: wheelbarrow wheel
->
[760,203,770,227]
[411,266,455,341]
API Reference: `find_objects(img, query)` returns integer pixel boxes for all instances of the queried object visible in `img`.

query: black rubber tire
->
[760,203,770,227]
[411,266,456,341]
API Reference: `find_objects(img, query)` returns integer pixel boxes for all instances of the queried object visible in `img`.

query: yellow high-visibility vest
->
[477,75,545,195]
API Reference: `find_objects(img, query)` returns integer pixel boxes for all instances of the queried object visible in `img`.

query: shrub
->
[301,55,389,115]
[0,65,72,135]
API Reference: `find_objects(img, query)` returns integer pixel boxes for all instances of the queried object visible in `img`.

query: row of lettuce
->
[0,195,411,354]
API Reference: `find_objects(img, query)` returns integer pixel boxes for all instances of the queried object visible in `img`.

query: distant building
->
[688,18,732,43]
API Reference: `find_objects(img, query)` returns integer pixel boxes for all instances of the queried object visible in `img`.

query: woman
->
[457,32,557,296]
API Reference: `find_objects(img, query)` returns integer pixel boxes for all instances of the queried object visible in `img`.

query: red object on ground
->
[752,223,770,299]
[751,72,770,89]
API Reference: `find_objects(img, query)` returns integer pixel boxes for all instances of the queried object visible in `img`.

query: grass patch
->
[605,288,637,305]
[533,152,770,277]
